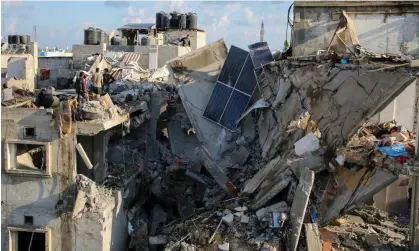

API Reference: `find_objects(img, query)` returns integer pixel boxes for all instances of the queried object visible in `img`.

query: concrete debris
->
[6,33,419,251]
[289,168,315,251]
[294,132,320,157]
[222,213,234,226]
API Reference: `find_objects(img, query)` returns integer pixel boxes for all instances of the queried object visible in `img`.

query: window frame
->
[4,139,52,177]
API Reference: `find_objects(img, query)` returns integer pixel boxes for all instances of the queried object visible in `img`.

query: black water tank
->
[170,11,180,29]
[187,13,198,30]
[162,13,171,30]
[97,29,106,44]
[179,14,187,29]
[111,36,128,46]
[84,27,98,45]
[14,35,20,44]
[156,12,163,29]
[8,35,12,44]
[20,35,27,44]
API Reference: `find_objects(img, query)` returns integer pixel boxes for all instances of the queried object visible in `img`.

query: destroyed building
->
[2,1,419,251]
[1,41,39,91]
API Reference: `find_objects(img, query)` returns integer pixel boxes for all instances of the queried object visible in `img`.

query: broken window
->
[5,141,51,176]
[8,227,50,251]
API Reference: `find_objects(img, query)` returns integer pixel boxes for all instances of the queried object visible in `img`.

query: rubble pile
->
[112,38,419,251]
[324,205,409,250]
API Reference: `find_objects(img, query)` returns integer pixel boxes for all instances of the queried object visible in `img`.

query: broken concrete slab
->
[255,201,290,220]
[294,132,320,157]
[287,155,324,178]
[222,213,234,226]
[318,166,398,225]
[259,64,417,160]
[240,214,249,224]
[242,155,284,194]
[289,168,315,251]
[196,146,235,197]
[304,223,322,251]
[250,170,292,210]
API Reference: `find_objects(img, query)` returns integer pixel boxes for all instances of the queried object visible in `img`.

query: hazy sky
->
[1,1,292,51]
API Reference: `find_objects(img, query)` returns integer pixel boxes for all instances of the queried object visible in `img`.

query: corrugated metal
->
[111,69,123,80]
[122,53,141,65]
[118,23,155,30]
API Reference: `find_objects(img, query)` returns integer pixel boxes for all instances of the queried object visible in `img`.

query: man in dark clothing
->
[180,34,191,47]
[103,68,115,93]
[75,72,88,103]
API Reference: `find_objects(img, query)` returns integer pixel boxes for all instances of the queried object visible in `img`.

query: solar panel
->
[235,56,258,95]
[219,91,251,130]
[203,82,233,123]
[248,42,274,69]
[218,46,248,86]
[203,45,260,131]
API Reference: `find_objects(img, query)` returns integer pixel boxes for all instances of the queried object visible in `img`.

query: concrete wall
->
[1,108,77,251]
[162,30,207,51]
[158,45,190,67]
[74,191,127,251]
[1,54,35,90]
[378,79,417,130]
[292,2,419,56]
[38,57,74,89]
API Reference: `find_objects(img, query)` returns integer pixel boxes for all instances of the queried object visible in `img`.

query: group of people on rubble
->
[75,67,115,103]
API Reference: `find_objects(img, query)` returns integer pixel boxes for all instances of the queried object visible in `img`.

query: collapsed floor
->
[3,37,419,250]
[94,40,418,251]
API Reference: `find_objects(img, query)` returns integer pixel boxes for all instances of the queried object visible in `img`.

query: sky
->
[1,1,292,51]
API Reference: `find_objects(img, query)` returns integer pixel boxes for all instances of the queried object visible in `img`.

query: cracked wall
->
[1,108,77,251]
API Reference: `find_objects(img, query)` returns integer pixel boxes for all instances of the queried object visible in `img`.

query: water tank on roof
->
[84,27,98,45]
[156,12,164,30]
[14,35,21,44]
[162,13,171,30]
[170,11,180,29]
[141,36,149,46]
[19,35,24,44]
[187,13,198,30]
[97,29,107,44]
[111,36,127,46]
[179,14,187,29]
[8,35,12,44]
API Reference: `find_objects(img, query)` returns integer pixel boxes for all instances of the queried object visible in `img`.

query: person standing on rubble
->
[102,68,115,93]
[75,72,89,103]
[180,34,191,47]
[91,67,103,95]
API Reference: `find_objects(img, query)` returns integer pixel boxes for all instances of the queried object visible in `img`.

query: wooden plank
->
[305,223,322,251]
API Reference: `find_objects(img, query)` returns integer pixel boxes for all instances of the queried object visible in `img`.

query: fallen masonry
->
[2,31,419,251]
